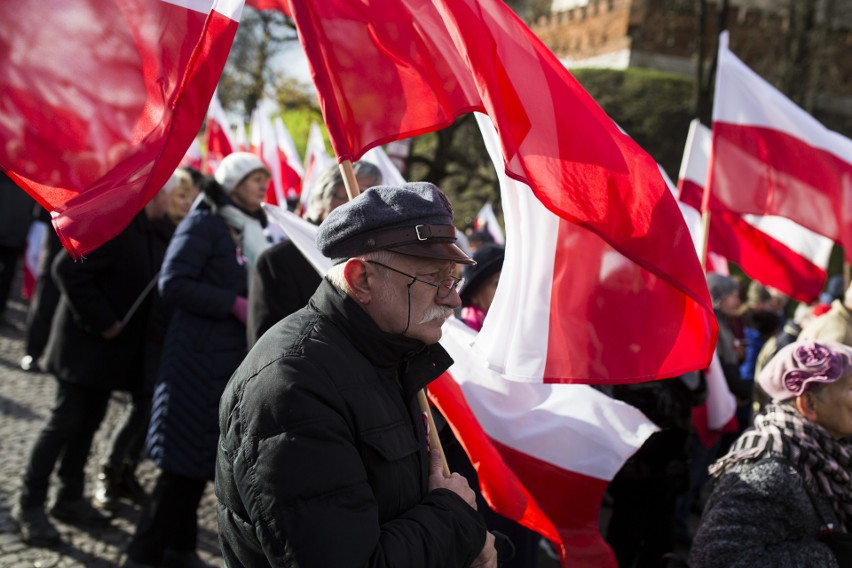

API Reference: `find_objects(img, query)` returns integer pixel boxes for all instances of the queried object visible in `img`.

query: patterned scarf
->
[710,403,852,531]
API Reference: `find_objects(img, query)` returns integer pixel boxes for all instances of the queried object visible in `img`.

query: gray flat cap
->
[317,182,474,265]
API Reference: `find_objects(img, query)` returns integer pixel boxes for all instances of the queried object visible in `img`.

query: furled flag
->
[0,0,243,259]
[707,31,852,266]
[287,0,716,382]
[475,202,506,245]
[22,221,48,300]
[273,117,304,203]
[262,200,658,567]
[299,121,333,212]
[680,119,833,302]
[206,90,237,174]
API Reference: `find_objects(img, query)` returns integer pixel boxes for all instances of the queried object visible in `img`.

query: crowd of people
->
[2,161,850,567]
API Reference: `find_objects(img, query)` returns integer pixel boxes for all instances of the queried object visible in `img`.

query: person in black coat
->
[12,191,169,547]
[0,172,36,321]
[246,160,382,347]
[216,183,496,567]
[124,153,270,568]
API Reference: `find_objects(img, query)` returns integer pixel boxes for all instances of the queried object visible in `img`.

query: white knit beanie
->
[214,152,269,194]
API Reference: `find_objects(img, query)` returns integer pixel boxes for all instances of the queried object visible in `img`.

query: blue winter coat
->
[147,208,248,480]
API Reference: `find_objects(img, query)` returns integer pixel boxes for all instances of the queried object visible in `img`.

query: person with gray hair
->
[217,182,497,567]
[247,160,382,346]
[690,339,852,567]
[304,160,382,223]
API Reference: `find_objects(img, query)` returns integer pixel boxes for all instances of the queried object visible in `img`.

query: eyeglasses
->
[365,260,463,299]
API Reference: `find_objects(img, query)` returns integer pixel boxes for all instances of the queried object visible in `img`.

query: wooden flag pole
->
[700,209,711,271]
[338,159,450,478]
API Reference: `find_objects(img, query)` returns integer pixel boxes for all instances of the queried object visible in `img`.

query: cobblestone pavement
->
[0,291,223,568]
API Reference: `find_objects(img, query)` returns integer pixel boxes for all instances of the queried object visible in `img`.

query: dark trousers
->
[24,230,62,359]
[104,390,152,468]
[127,471,207,564]
[20,381,111,507]
[0,245,22,319]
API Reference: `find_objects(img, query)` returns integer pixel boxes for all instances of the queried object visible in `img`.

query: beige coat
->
[798,299,852,346]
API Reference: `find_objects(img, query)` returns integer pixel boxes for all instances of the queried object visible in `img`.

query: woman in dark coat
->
[125,153,270,568]
[690,340,852,568]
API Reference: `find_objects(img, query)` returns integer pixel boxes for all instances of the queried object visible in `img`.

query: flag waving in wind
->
[288,0,716,382]
[707,31,852,264]
[0,0,243,259]
[679,120,833,302]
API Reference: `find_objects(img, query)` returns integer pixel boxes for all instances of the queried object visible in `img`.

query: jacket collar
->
[310,278,453,398]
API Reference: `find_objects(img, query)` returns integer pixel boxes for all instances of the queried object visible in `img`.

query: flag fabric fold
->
[433,319,658,567]
[681,119,833,302]
[287,0,716,382]
[0,0,243,258]
[708,31,852,265]
[473,114,714,383]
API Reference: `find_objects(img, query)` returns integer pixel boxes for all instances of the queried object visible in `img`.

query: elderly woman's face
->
[807,371,852,439]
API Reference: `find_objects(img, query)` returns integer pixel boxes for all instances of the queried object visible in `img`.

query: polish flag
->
[681,119,833,302]
[475,202,505,245]
[250,100,286,205]
[22,221,48,300]
[206,90,237,174]
[299,121,332,213]
[0,0,243,259]
[273,117,304,202]
[473,114,712,383]
[262,202,658,567]
[287,0,717,381]
[433,320,657,567]
[707,32,851,269]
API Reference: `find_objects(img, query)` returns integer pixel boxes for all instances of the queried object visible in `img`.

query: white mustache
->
[417,305,455,325]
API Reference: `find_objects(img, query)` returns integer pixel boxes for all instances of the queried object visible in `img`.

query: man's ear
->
[343,259,371,304]
[795,392,819,421]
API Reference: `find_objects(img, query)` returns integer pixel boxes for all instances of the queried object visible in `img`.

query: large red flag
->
[708,31,852,263]
[679,120,833,302]
[287,0,716,382]
[0,0,242,259]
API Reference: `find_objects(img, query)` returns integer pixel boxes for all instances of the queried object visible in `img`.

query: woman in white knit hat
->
[124,153,270,568]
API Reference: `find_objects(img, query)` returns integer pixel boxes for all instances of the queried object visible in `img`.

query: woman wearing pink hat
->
[690,340,852,567]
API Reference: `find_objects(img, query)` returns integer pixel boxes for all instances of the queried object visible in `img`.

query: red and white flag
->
[250,100,286,205]
[0,0,243,258]
[681,119,834,302]
[273,117,304,202]
[707,32,852,269]
[287,0,716,381]
[233,121,249,153]
[206,90,237,174]
[299,121,332,212]
[433,319,657,567]
[474,202,505,245]
[472,114,712,383]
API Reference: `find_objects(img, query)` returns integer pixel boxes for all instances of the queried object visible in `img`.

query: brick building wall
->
[531,0,852,116]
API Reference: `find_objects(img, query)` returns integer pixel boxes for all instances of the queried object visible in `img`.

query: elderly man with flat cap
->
[216,182,497,567]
